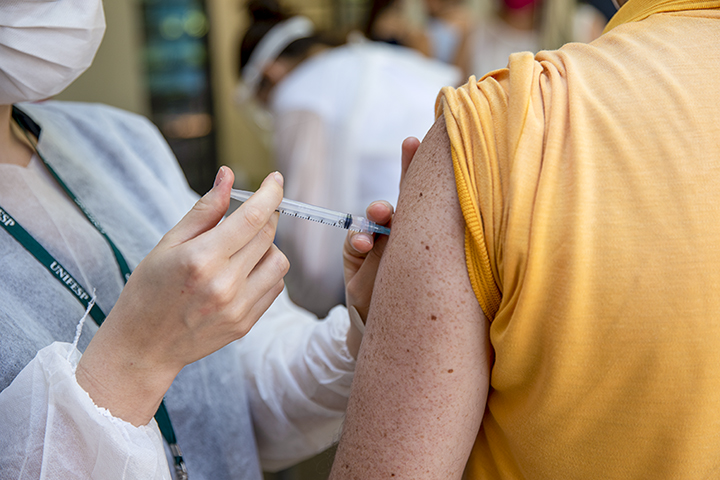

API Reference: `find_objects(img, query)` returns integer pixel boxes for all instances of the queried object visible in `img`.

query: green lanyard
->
[3,107,188,480]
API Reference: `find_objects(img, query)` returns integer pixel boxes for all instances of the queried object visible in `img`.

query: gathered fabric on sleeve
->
[0,342,170,480]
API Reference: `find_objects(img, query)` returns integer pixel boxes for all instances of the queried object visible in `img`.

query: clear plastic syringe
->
[230,189,391,236]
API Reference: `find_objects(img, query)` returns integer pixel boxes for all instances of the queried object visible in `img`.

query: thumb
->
[161,166,234,247]
[400,136,420,187]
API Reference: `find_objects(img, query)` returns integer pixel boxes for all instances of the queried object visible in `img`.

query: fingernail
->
[271,171,284,187]
[356,233,372,249]
[214,166,227,188]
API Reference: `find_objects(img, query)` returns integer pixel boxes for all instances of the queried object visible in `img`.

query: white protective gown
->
[0,101,356,479]
[270,41,460,316]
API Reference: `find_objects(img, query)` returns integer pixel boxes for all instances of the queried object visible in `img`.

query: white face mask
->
[0,0,106,105]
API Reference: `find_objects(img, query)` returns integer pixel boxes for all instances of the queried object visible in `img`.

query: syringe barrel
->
[277,196,350,228]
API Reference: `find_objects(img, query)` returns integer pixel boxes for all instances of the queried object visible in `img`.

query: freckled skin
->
[330,118,491,479]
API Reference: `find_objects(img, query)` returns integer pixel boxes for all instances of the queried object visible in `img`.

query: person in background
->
[363,0,433,55]
[459,0,607,79]
[424,0,476,67]
[330,0,720,478]
[237,0,460,316]
[0,1,406,478]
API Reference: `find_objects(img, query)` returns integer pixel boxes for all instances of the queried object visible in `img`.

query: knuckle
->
[180,250,211,281]
[234,317,256,339]
[257,220,278,243]
[272,278,285,297]
[230,302,255,337]
[242,204,268,231]
[193,195,227,219]
[205,276,233,305]
[268,248,290,277]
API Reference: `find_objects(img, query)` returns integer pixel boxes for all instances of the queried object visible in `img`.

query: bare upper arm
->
[330,117,491,479]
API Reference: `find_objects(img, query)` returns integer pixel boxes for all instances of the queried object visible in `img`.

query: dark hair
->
[363,0,398,39]
[238,0,341,76]
[239,0,289,72]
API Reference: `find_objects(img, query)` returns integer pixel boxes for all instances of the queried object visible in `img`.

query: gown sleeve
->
[0,295,356,478]
[237,289,356,472]
[0,342,171,480]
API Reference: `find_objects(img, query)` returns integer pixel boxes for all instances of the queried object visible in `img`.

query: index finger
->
[212,172,284,257]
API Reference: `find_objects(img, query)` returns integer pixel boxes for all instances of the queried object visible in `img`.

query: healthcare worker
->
[237,0,461,316]
[0,1,403,478]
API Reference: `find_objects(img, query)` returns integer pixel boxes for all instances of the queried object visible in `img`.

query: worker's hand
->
[343,136,420,357]
[77,167,289,426]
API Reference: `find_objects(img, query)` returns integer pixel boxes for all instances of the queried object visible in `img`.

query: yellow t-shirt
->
[438,4,720,478]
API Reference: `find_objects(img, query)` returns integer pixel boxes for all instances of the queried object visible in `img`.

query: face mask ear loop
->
[240,16,315,99]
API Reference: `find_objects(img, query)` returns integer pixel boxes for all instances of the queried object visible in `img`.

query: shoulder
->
[17,101,189,188]
[17,101,155,134]
[15,101,197,218]
[338,41,462,88]
[16,101,168,154]
[15,101,172,166]
[272,42,460,113]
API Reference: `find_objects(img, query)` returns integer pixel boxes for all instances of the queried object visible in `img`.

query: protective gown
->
[0,101,356,479]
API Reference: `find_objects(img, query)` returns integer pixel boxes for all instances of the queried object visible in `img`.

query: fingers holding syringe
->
[347,201,394,256]
[343,200,393,306]
[212,171,284,258]
[238,246,288,321]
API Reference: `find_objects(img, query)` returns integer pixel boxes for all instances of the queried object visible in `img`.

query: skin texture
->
[330,119,491,479]
[344,137,420,357]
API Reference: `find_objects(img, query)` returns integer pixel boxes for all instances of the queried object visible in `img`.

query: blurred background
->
[57,0,612,196]
[59,0,465,196]
[55,0,613,478]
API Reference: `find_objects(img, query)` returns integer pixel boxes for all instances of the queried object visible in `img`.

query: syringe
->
[230,189,391,236]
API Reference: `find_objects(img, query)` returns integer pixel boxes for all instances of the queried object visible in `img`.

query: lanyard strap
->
[0,208,107,325]
[6,108,188,479]
[13,110,132,282]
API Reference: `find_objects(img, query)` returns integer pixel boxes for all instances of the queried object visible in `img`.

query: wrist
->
[76,322,179,427]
